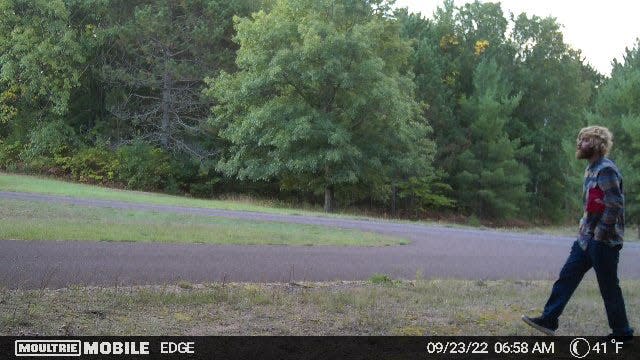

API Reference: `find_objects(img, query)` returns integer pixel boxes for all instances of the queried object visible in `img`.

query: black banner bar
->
[1,336,637,359]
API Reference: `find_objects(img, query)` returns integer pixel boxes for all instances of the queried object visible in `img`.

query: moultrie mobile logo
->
[15,340,82,357]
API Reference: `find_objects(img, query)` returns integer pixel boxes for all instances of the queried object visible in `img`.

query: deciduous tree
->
[209,0,437,212]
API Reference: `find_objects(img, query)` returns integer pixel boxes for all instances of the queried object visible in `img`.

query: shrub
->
[182,160,221,198]
[115,142,171,191]
[368,273,394,285]
[467,215,482,227]
[0,140,23,170]
[19,120,79,172]
[63,146,119,184]
[188,178,221,198]
[166,155,200,194]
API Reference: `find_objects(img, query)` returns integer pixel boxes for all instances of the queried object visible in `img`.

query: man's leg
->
[541,241,592,324]
[590,240,634,336]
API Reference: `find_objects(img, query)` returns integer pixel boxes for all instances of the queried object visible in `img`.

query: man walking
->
[522,126,634,340]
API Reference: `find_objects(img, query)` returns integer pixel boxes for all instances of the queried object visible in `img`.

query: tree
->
[454,59,529,218]
[509,13,598,222]
[397,6,459,175]
[209,0,436,212]
[100,0,255,159]
[592,40,640,237]
[399,1,523,217]
[0,0,107,177]
[0,0,98,135]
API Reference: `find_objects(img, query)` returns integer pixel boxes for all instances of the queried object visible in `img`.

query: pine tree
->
[454,59,529,219]
[593,40,640,237]
[510,14,597,222]
[100,0,255,159]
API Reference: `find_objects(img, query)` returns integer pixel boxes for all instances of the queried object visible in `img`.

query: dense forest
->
[1,0,639,227]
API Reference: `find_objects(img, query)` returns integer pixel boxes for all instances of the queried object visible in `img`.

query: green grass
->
[1,278,638,335]
[0,198,408,246]
[2,172,637,242]
[0,172,361,218]
[368,273,396,285]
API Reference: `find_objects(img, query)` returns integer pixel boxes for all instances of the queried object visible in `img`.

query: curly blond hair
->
[577,125,613,156]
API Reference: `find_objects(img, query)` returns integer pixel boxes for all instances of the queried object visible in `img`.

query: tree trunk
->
[391,183,397,217]
[160,66,172,148]
[159,3,174,149]
[324,185,333,213]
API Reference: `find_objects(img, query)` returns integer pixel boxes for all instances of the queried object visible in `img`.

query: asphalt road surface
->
[2,191,639,289]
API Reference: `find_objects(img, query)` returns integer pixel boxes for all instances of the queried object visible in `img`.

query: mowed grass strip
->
[0,173,355,218]
[4,173,636,242]
[0,199,407,246]
[1,278,638,336]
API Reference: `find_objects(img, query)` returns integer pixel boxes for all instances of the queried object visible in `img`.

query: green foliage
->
[188,178,221,198]
[0,139,23,169]
[209,0,438,211]
[0,0,621,223]
[19,120,79,172]
[467,214,481,227]
[164,156,222,196]
[453,59,529,219]
[509,13,596,222]
[593,40,640,225]
[100,0,255,157]
[0,84,19,126]
[368,273,394,285]
[401,2,597,222]
[0,0,98,120]
[618,115,640,225]
[397,173,455,210]
[397,7,456,150]
[115,142,171,191]
[178,159,221,198]
[63,146,118,184]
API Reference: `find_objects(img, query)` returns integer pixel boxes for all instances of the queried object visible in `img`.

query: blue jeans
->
[542,239,633,336]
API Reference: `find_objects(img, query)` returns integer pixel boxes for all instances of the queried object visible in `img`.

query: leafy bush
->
[189,178,221,198]
[398,175,455,211]
[467,215,482,227]
[19,120,79,172]
[0,140,23,170]
[63,146,119,184]
[368,273,395,285]
[166,155,200,194]
[181,160,221,198]
[115,142,171,191]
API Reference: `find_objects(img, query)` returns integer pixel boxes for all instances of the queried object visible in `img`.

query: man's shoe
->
[521,315,557,336]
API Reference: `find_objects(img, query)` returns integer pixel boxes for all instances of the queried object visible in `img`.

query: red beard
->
[576,146,595,159]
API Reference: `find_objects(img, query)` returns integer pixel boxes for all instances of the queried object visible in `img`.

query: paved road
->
[2,191,639,289]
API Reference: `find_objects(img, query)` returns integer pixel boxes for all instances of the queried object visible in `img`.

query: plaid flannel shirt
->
[578,157,625,250]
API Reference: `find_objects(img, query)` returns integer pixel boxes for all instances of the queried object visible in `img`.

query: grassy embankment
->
[2,278,638,336]
[3,172,627,241]
[0,198,406,246]
[0,172,359,217]
[0,174,410,246]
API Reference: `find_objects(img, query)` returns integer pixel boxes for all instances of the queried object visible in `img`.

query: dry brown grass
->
[2,278,638,336]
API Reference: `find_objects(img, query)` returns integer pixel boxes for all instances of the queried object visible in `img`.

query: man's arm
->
[594,167,623,241]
